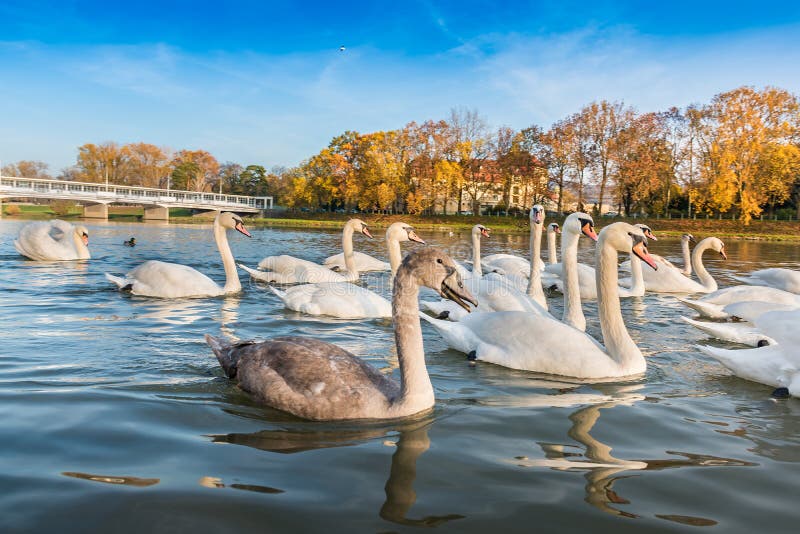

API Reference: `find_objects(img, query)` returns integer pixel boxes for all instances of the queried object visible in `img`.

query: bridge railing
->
[0,175,272,210]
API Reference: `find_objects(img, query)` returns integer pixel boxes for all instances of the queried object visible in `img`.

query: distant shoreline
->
[3,204,799,241]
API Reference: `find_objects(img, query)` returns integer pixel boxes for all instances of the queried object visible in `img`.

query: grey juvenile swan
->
[205,249,477,421]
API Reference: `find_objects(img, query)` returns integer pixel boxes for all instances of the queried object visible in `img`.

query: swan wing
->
[754,309,800,362]
[254,255,350,283]
[207,335,397,420]
[15,220,83,261]
[323,252,389,272]
[734,268,800,294]
[697,344,794,390]
[120,260,222,298]
[271,283,391,319]
[722,301,799,323]
[700,285,800,306]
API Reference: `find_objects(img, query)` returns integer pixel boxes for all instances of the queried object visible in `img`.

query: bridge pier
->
[143,205,169,221]
[83,203,108,219]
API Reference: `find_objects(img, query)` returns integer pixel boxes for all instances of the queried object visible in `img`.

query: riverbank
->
[3,204,798,240]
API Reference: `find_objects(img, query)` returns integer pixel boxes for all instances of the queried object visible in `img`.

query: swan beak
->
[81,233,89,246]
[554,226,561,234]
[362,226,374,239]
[581,222,599,242]
[688,235,696,244]
[441,271,478,312]
[633,241,658,271]
[235,222,252,237]
[480,227,491,238]
[532,209,543,224]
[408,231,425,244]
[719,247,727,260]
[646,230,657,241]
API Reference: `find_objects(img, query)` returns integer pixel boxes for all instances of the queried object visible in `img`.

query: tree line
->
[3,85,799,223]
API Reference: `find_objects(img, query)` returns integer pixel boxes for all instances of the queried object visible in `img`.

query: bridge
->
[0,175,272,220]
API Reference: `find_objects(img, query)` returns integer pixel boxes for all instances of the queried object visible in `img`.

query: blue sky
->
[2,0,800,174]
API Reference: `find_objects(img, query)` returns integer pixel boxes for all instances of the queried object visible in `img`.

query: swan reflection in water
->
[509,385,755,523]
[210,419,464,527]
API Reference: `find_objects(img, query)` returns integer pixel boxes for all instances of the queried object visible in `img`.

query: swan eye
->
[458,281,463,288]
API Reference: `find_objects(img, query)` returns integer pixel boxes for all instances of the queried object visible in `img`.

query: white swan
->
[621,233,699,292]
[14,220,90,261]
[455,224,491,279]
[549,223,645,300]
[420,210,548,321]
[697,308,800,397]
[733,268,800,294]
[479,209,544,277]
[630,236,725,295]
[105,212,251,298]
[205,249,477,420]
[422,222,658,379]
[269,222,426,319]
[546,222,560,265]
[681,316,775,347]
[321,224,424,272]
[240,219,372,284]
[679,285,800,319]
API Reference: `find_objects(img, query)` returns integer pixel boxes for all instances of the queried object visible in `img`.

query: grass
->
[4,203,798,240]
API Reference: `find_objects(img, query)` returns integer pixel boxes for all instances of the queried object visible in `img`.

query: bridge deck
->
[0,176,272,216]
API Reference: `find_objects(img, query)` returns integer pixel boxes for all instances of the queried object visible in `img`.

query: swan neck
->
[628,251,644,295]
[682,239,692,275]
[526,223,547,308]
[387,234,402,277]
[342,224,359,279]
[561,231,585,331]
[73,230,90,260]
[392,269,433,416]
[691,240,717,291]
[548,230,558,265]
[597,238,643,372]
[471,231,482,278]
[215,218,240,293]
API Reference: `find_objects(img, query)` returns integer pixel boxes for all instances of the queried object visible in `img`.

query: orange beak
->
[581,222,598,242]
[235,222,252,237]
[480,228,491,238]
[362,226,374,239]
[633,241,658,270]
[82,234,89,246]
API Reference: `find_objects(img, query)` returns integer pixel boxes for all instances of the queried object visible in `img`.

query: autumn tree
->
[170,150,220,192]
[126,143,171,188]
[1,160,52,179]
[697,86,800,223]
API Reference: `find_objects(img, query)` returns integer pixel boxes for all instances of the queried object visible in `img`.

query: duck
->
[205,248,477,420]
[105,212,250,298]
[14,220,90,261]
[240,219,372,284]
[697,308,800,397]
[124,237,136,247]
[421,222,658,379]
[268,222,426,319]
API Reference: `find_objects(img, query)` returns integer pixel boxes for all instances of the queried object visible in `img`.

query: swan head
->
[74,225,89,246]
[635,224,657,241]
[708,237,727,260]
[387,222,425,244]
[600,222,658,270]
[564,212,598,241]
[217,212,252,237]
[472,224,490,239]
[548,223,560,234]
[682,233,696,244]
[348,219,373,239]
[530,204,545,225]
[402,249,477,312]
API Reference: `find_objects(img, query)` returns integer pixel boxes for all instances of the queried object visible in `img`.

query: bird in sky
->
[339,45,346,52]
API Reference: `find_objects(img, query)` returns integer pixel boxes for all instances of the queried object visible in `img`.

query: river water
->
[1,219,799,533]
